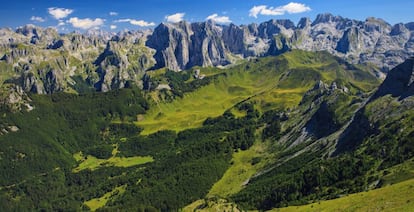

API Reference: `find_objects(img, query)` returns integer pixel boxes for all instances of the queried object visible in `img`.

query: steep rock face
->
[335,27,363,54]
[147,21,230,71]
[146,22,191,70]
[222,23,269,57]
[190,21,229,67]
[146,14,414,72]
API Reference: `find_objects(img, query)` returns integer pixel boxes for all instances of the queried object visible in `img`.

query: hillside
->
[1,50,414,211]
[277,177,414,212]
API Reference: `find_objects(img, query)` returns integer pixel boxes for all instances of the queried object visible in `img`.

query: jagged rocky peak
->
[257,19,295,39]
[390,23,409,36]
[273,19,296,29]
[312,13,344,25]
[364,17,391,33]
[297,17,311,29]
[15,24,58,44]
[114,30,151,45]
[404,22,414,31]
[85,29,115,40]
[15,24,42,37]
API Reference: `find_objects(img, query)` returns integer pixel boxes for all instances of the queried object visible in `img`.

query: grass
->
[84,185,127,211]
[208,140,272,198]
[380,158,414,186]
[274,178,414,212]
[230,107,247,118]
[137,50,379,135]
[251,87,309,112]
[137,69,279,135]
[72,146,154,172]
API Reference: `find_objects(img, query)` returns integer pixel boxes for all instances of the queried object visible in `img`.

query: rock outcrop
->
[146,21,229,71]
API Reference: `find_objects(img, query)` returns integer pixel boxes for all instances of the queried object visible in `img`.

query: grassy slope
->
[72,152,153,173]
[208,140,272,198]
[137,63,279,135]
[275,178,414,212]
[84,185,127,211]
[185,158,414,212]
[182,51,381,210]
[72,144,154,172]
[138,50,379,135]
[183,52,381,209]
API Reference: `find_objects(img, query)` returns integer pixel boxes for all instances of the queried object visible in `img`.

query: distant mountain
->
[1,13,414,94]
[148,13,414,74]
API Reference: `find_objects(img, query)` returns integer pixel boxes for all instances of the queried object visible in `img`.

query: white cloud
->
[165,13,185,23]
[30,16,45,22]
[206,14,231,24]
[58,20,65,26]
[48,7,73,19]
[249,2,311,18]
[109,12,118,16]
[68,17,105,30]
[115,19,155,27]
[110,25,117,30]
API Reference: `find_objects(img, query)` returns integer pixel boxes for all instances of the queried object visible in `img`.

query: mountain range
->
[1,13,414,94]
[0,13,414,211]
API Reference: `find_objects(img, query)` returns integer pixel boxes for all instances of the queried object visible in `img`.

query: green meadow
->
[276,178,414,212]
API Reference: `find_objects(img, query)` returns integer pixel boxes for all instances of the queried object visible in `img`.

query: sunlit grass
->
[137,70,279,135]
[72,146,154,172]
[276,178,414,212]
[208,141,272,198]
[137,50,379,135]
[84,185,127,211]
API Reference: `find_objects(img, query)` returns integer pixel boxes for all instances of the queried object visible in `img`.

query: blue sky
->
[1,0,413,32]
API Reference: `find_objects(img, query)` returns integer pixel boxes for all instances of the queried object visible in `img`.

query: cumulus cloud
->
[30,16,45,22]
[110,25,117,30]
[249,2,311,18]
[109,12,118,16]
[68,17,105,30]
[206,14,231,24]
[115,19,155,27]
[165,13,185,23]
[48,7,73,19]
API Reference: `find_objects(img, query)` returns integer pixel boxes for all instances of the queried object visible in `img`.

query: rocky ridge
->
[1,13,414,93]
